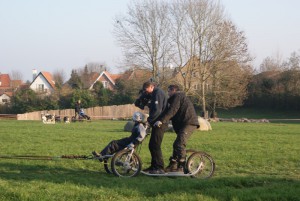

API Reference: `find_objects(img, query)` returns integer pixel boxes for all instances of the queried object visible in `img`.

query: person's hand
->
[127,143,134,149]
[154,121,162,127]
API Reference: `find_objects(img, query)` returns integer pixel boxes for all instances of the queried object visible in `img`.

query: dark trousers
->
[149,123,168,169]
[172,125,197,161]
[100,137,131,155]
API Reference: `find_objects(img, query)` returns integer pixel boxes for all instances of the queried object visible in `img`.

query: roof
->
[0,74,11,87]
[0,90,13,97]
[110,73,122,82]
[120,68,152,81]
[89,71,122,90]
[31,71,56,89]
[41,72,56,89]
[11,80,22,88]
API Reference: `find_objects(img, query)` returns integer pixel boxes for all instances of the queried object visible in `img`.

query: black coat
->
[147,87,168,125]
[160,92,199,131]
[75,103,81,113]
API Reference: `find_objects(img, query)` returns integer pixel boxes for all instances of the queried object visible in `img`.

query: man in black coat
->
[139,81,168,174]
[74,100,81,119]
[154,84,199,172]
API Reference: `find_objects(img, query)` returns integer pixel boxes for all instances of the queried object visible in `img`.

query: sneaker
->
[143,166,154,172]
[92,151,100,157]
[176,166,184,173]
[149,168,165,174]
[165,162,178,172]
[92,151,103,162]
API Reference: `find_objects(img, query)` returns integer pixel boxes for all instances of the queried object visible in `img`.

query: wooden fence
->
[16,104,147,120]
[0,114,17,120]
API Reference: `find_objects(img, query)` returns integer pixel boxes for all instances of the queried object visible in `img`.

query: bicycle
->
[94,147,215,178]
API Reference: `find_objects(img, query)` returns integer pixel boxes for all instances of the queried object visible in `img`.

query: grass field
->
[0,120,299,201]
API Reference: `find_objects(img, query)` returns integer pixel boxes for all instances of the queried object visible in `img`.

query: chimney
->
[32,69,37,81]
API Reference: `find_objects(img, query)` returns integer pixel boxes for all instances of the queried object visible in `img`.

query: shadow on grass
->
[0,162,299,200]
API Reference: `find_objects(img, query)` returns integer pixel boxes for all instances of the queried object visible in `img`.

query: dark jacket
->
[160,92,199,131]
[147,87,168,125]
[75,102,81,113]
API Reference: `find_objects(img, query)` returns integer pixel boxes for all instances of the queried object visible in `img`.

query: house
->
[171,56,209,92]
[0,73,23,104]
[0,74,11,90]
[89,71,122,90]
[0,92,12,105]
[119,68,152,82]
[30,71,55,95]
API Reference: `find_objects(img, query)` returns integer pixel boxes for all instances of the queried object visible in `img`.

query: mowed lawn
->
[0,120,299,201]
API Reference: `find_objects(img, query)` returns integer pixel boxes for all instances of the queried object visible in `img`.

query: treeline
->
[1,50,300,114]
[245,50,300,111]
[1,79,138,114]
[246,70,300,110]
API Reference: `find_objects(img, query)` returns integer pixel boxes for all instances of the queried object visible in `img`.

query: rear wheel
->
[111,149,142,177]
[186,152,215,179]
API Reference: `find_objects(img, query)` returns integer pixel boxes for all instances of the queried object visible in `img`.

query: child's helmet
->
[132,112,148,123]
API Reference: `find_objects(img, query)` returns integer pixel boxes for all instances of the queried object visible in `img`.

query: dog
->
[63,116,70,123]
[41,113,55,124]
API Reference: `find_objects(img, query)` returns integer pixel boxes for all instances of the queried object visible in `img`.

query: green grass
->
[0,120,299,201]
[216,107,300,120]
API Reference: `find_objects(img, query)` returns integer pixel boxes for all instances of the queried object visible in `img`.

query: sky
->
[1,0,300,82]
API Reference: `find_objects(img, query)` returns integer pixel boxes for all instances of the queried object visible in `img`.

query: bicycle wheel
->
[111,149,142,177]
[103,158,112,174]
[186,152,215,179]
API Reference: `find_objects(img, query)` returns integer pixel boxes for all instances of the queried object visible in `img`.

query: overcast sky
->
[1,0,299,82]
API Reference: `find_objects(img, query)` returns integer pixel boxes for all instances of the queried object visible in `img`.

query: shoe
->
[92,151,103,162]
[92,151,100,157]
[175,166,184,173]
[149,168,165,174]
[143,166,154,172]
[165,162,178,172]
[165,157,178,172]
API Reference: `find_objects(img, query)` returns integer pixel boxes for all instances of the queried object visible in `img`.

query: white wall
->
[0,93,10,105]
[30,75,53,94]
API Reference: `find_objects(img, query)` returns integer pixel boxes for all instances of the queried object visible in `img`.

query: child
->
[92,112,148,159]
[79,108,91,120]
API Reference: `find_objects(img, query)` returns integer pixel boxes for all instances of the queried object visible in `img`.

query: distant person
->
[154,84,199,172]
[74,100,81,119]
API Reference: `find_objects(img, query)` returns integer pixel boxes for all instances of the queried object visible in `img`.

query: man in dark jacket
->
[74,100,81,119]
[154,84,199,172]
[140,81,168,174]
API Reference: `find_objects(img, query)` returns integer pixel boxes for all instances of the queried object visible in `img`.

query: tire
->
[103,158,112,174]
[111,149,142,177]
[186,152,215,179]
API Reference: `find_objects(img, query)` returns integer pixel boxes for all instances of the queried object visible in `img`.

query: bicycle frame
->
[105,147,215,178]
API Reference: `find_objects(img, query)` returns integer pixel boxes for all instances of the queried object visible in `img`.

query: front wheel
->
[103,158,112,174]
[111,149,142,177]
[186,152,215,179]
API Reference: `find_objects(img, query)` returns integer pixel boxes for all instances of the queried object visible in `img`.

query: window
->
[38,84,44,92]
[102,81,108,88]
[2,99,8,103]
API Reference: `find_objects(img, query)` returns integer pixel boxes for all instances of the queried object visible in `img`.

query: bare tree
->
[113,0,174,83]
[259,55,283,72]
[86,62,108,73]
[170,0,252,114]
[52,69,66,89]
[282,51,300,70]
[10,70,23,81]
[115,0,253,115]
